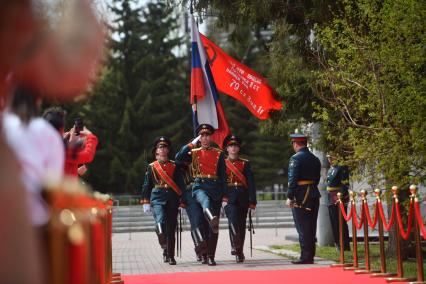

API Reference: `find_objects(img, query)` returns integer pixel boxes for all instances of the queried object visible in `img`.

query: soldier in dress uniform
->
[175,124,227,266]
[141,137,185,265]
[326,153,350,251]
[286,132,321,264]
[222,134,256,263]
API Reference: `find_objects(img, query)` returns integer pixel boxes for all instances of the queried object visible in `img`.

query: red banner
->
[200,34,282,120]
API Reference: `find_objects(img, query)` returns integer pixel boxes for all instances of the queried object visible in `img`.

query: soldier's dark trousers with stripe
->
[152,202,178,257]
[292,198,320,262]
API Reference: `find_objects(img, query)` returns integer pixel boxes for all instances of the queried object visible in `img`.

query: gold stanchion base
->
[330,263,353,268]
[344,266,360,271]
[386,277,417,282]
[354,268,370,274]
[371,272,397,278]
[110,280,124,284]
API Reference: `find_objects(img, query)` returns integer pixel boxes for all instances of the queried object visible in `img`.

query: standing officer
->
[326,153,350,251]
[222,134,257,263]
[175,124,227,266]
[286,132,321,264]
[141,137,185,265]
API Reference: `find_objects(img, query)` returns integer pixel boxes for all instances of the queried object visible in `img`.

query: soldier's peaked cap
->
[223,134,242,149]
[153,136,171,149]
[290,132,308,142]
[196,124,215,135]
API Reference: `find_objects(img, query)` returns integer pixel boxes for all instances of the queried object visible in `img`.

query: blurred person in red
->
[42,106,98,177]
[64,122,99,177]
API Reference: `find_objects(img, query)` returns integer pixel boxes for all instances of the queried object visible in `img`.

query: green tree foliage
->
[66,0,191,194]
[313,0,426,186]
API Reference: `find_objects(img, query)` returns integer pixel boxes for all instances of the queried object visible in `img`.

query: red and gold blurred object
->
[2,0,105,100]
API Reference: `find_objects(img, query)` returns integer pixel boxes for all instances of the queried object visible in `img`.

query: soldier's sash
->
[152,161,182,196]
[225,159,248,189]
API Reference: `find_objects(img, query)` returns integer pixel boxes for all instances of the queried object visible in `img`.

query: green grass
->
[270,244,425,279]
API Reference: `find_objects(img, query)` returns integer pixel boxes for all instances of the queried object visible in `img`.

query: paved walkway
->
[112,227,334,275]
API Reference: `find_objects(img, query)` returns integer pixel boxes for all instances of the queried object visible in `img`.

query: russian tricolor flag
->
[190,15,230,148]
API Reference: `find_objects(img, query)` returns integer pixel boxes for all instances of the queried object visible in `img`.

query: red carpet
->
[122,267,388,284]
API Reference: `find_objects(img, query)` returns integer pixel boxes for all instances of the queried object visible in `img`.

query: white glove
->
[222,201,228,208]
[191,135,201,146]
[248,208,256,217]
[143,203,151,213]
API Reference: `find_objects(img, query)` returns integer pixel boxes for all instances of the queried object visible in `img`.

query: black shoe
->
[235,253,246,263]
[196,254,203,262]
[201,255,208,264]
[168,257,177,265]
[231,249,236,255]
[207,257,216,266]
[291,259,314,264]
[163,255,169,263]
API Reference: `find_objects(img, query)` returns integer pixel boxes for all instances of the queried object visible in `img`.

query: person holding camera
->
[63,119,98,177]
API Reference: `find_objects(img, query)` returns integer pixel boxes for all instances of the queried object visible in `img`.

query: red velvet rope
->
[377,201,395,231]
[339,202,353,221]
[395,200,413,240]
[352,202,364,230]
[363,201,379,229]
[414,202,426,240]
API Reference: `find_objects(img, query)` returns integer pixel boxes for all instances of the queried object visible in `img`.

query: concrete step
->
[112,216,294,228]
[112,221,295,233]
[112,211,292,222]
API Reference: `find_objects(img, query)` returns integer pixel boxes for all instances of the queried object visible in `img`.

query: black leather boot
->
[204,208,219,233]
[168,257,177,265]
[156,223,167,249]
[201,254,208,264]
[207,256,216,266]
[163,249,168,263]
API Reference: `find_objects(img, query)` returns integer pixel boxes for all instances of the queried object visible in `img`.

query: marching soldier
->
[222,134,257,263]
[175,124,227,266]
[326,153,350,251]
[286,132,321,264]
[141,137,185,265]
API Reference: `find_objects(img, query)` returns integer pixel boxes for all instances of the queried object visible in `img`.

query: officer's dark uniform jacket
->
[287,147,321,207]
[141,160,185,206]
[326,165,349,205]
[225,158,256,208]
[175,144,227,202]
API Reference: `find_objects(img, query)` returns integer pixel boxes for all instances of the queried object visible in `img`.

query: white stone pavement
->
[112,227,334,275]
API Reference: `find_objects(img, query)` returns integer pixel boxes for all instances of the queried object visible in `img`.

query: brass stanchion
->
[408,185,425,284]
[345,191,360,271]
[331,192,353,268]
[355,190,375,274]
[371,189,397,278]
[386,186,416,283]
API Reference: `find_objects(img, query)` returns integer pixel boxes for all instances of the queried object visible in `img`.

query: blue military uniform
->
[222,135,257,262]
[326,156,350,250]
[287,133,321,264]
[141,137,185,265]
[175,124,227,265]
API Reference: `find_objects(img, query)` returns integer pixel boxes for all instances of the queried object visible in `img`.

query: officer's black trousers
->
[292,198,320,262]
[225,203,248,254]
[328,203,350,250]
[152,202,178,257]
